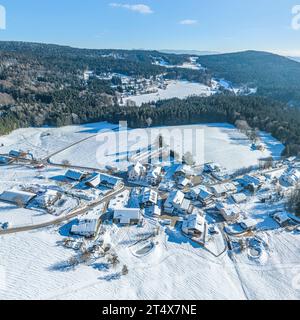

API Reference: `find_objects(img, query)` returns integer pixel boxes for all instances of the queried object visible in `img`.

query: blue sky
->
[0,0,300,55]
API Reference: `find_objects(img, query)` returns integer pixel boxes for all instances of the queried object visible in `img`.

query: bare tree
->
[122,265,129,276]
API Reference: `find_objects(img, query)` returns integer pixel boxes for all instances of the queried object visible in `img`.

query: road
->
[0,185,127,236]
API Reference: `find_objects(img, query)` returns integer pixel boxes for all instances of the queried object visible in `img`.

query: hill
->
[198,50,300,105]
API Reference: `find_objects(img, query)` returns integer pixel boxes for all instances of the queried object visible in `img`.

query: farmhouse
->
[182,214,205,238]
[65,169,86,181]
[70,219,100,238]
[0,190,37,207]
[113,208,142,225]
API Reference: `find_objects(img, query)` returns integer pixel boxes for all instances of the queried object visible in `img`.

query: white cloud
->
[110,3,153,14]
[179,19,198,25]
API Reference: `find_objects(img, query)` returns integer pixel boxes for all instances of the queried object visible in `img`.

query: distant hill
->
[198,50,300,105]
[160,50,220,56]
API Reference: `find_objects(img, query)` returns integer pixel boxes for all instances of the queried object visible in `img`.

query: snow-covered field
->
[49,123,283,173]
[1,219,299,299]
[123,80,214,106]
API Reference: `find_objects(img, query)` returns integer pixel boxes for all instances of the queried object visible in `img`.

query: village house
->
[99,173,123,190]
[0,190,37,207]
[141,188,158,207]
[150,204,162,217]
[85,173,101,188]
[240,218,257,231]
[216,201,241,223]
[231,193,247,204]
[182,214,206,238]
[164,190,193,215]
[204,162,221,173]
[65,169,86,181]
[273,212,290,227]
[146,166,162,186]
[35,190,61,208]
[174,164,193,178]
[113,208,142,225]
[239,174,266,192]
[128,162,146,181]
[164,190,185,215]
[70,219,100,238]
[177,176,192,190]
[211,182,237,198]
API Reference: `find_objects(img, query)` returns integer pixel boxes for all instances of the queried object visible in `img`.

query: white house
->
[70,219,99,238]
[128,162,146,181]
[164,190,185,215]
[141,188,158,207]
[113,208,142,225]
[0,190,37,207]
[182,214,205,238]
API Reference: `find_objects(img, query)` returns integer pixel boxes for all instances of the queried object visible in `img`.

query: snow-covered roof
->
[165,190,185,208]
[175,164,193,175]
[142,188,158,204]
[99,173,122,188]
[85,173,101,188]
[0,190,37,206]
[274,212,290,224]
[131,162,145,176]
[232,193,247,204]
[177,177,191,187]
[71,219,99,236]
[180,198,192,212]
[65,169,85,181]
[240,218,257,230]
[114,208,141,224]
[182,214,205,234]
